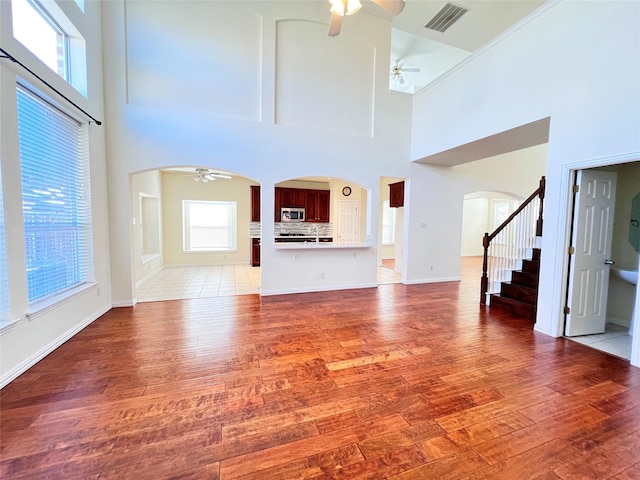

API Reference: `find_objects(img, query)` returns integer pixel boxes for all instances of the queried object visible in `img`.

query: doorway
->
[564,162,639,360]
[378,177,404,284]
[130,167,261,302]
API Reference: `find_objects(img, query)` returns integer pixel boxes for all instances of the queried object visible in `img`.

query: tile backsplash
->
[250,222,333,238]
[275,222,332,237]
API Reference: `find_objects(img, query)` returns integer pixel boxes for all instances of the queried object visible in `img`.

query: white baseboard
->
[112,298,137,308]
[1,304,111,389]
[404,276,460,285]
[608,316,631,329]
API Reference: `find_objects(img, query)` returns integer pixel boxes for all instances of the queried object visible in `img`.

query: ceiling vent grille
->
[424,3,468,32]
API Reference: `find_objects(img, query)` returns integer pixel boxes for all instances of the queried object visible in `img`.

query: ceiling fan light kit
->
[329,0,362,16]
[391,59,421,85]
[193,168,231,183]
[328,0,405,37]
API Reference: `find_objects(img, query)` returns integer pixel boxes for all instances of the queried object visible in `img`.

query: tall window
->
[12,0,68,79]
[183,200,237,252]
[17,85,92,304]
[381,200,396,245]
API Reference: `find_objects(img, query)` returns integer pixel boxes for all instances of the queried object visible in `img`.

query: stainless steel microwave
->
[281,207,305,222]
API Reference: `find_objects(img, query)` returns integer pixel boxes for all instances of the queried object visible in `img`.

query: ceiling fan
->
[191,168,232,183]
[328,0,406,37]
[390,59,420,85]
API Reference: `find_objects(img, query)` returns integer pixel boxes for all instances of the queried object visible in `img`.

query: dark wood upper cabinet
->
[250,185,260,222]
[389,181,405,208]
[274,187,330,222]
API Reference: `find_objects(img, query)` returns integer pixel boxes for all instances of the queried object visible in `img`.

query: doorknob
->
[604,259,615,265]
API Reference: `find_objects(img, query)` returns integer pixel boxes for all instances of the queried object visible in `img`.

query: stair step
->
[521,258,540,274]
[531,248,541,262]
[500,282,538,305]
[489,294,536,320]
[511,270,539,288]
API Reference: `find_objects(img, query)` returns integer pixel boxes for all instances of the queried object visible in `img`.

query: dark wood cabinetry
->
[279,189,305,208]
[275,187,330,222]
[389,181,405,208]
[306,190,330,222]
[250,185,260,222]
[251,238,260,267]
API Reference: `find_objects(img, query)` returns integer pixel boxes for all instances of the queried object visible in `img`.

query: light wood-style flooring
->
[1,257,639,479]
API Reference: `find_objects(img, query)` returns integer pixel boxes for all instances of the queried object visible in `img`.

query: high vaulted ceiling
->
[361,0,547,94]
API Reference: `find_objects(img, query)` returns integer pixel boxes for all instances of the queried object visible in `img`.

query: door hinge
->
[568,246,575,255]
[564,306,571,314]
[573,184,580,193]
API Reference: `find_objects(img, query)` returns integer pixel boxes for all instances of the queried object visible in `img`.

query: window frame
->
[182,200,238,253]
[11,0,88,96]
[12,0,70,79]
[16,83,95,313]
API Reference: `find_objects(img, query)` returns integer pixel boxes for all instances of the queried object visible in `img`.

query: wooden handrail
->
[480,176,545,304]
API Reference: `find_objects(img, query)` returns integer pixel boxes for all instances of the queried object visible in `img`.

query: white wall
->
[0,1,110,386]
[461,198,489,257]
[103,1,414,303]
[408,1,640,358]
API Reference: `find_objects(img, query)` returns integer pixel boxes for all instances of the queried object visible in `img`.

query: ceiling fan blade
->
[403,68,421,73]
[371,0,405,16]
[328,12,343,37]
[209,173,232,179]
[399,75,405,85]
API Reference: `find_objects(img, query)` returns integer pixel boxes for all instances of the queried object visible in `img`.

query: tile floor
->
[567,323,633,360]
[377,265,402,284]
[137,263,402,302]
[137,264,261,302]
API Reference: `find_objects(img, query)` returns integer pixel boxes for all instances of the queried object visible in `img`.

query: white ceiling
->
[366,0,547,94]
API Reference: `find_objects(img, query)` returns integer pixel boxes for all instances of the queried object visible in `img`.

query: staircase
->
[488,248,540,320]
[480,176,545,321]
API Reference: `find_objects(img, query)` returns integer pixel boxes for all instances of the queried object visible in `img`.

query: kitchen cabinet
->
[389,181,405,208]
[274,187,330,222]
[250,185,260,222]
[251,238,260,267]
[306,190,330,222]
[274,187,306,221]
[280,188,306,208]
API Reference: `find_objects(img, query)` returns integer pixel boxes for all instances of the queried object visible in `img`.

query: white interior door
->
[565,170,617,336]
[337,200,358,244]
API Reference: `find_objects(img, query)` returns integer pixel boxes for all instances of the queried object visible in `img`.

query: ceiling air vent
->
[424,3,468,32]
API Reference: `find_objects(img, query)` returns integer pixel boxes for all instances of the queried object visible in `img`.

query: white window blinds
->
[17,85,92,303]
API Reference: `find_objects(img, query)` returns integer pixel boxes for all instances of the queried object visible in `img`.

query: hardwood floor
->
[2,257,639,479]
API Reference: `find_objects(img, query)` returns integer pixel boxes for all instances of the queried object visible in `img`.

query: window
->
[0,168,10,323]
[183,200,237,252]
[12,0,68,79]
[17,85,93,304]
[11,0,88,96]
[493,200,518,229]
[381,200,396,245]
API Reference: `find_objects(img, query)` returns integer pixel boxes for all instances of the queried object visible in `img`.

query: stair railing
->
[480,176,545,304]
